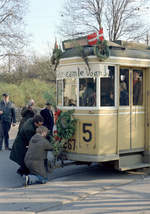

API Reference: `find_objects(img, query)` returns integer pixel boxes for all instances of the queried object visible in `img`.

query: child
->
[24,126,52,186]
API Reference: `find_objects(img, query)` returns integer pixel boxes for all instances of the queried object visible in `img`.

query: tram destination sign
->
[57,64,110,79]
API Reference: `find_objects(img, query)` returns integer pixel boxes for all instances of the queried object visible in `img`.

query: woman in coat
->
[24,126,53,185]
[10,115,44,175]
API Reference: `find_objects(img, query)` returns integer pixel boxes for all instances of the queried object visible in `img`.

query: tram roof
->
[61,37,150,60]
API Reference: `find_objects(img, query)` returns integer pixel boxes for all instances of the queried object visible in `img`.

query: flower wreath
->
[51,109,77,159]
[56,110,77,140]
[94,40,109,61]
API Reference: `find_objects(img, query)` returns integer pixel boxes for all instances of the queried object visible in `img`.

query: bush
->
[0,79,56,107]
[0,83,25,106]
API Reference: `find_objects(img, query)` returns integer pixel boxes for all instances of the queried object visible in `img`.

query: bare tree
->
[59,0,104,38]
[59,0,150,41]
[0,0,28,57]
[104,0,150,41]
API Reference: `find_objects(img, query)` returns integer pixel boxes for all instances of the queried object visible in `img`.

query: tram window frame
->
[100,66,115,107]
[63,78,77,107]
[57,80,63,106]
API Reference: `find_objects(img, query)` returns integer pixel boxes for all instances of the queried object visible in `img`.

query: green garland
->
[51,47,62,71]
[78,46,90,72]
[94,40,109,61]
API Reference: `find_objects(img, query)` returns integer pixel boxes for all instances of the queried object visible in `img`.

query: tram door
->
[118,68,145,152]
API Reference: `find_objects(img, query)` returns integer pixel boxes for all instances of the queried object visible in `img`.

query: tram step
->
[119,163,150,171]
[118,153,150,171]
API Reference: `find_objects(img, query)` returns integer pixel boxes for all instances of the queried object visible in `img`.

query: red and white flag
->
[87,28,104,46]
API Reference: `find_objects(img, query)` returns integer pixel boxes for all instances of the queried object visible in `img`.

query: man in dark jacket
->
[40,102,54,134]
[0,93,16,150]
[10,115,44,175]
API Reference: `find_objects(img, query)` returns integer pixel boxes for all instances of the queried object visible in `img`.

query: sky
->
[25,0,65,56]
[24,0,150,56]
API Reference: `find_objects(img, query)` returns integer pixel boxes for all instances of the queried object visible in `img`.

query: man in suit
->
[40,102,54,135]
[0,93,16,150]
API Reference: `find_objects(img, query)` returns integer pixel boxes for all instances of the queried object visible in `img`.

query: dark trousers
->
[0,121,11,149]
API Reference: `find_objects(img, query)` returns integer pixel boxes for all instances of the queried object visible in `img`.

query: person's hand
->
[0,111,3,115]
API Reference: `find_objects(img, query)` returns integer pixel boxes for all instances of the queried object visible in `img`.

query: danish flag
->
[87,28,104,46]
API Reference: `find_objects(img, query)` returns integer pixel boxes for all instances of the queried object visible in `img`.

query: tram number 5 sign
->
[82,123,92,142]
[80,121,95,144]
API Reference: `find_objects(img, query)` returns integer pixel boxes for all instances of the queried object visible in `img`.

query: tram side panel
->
[118,109,131,151]
[98,110,117,156]
[66,110,118,162]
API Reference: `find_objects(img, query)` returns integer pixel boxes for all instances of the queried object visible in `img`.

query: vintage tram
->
[56,38,150,171]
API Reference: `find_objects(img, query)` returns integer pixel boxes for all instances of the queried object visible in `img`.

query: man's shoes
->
[17,168,24,176]
[22,175,29,186]
[25,175,29,186]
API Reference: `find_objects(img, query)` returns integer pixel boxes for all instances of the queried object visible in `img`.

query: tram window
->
[120,69,129,106]
[63,79,77,106]
[133,70,143,106]
[101,66,115,106]
[79,78,96,107]
[57,80,63,106]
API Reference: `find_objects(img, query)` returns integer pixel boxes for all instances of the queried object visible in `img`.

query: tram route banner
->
[57,64,110,79]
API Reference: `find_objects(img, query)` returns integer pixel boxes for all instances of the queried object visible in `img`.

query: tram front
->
[56,55,119,164]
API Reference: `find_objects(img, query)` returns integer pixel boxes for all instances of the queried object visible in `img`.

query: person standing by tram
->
[40,102,54,135]
[0,93,16,151]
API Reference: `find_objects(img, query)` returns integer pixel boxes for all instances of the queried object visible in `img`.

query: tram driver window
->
[79,78,96,107]
[133,70,143,106]
[101,66,115,107]
[63,79,77,106]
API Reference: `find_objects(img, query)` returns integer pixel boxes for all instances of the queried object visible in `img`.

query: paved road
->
[48,178,150,214]
[0,125,150,213]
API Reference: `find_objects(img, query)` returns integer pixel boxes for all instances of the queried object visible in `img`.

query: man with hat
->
[40,102,54,135]
[0,93,16,150]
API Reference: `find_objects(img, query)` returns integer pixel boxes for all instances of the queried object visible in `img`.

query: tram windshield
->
[57,65,116,108]
[79,78,96,107]
[63,79,77,106]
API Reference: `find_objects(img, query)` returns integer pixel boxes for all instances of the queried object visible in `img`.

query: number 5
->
[82,123,92,142]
